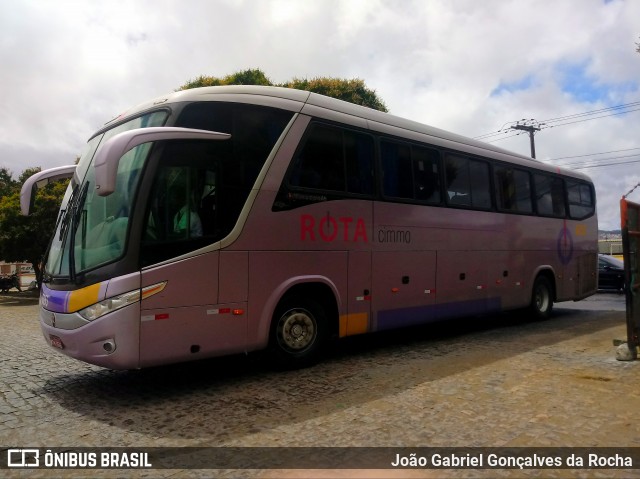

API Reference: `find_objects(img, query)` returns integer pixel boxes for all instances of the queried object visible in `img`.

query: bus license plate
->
[50,335,64,350]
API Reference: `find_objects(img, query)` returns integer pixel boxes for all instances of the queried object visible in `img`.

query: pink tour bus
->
[21,86,598,370]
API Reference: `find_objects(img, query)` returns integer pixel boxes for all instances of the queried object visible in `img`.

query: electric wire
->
[543,151,640,171]
[573,158,640,170]
[550,147,640,161]
[473,100,640,142]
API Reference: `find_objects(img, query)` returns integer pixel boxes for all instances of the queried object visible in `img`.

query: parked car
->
[598,254,625,293]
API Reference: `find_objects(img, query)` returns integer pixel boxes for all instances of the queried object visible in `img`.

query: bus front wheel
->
[270,297,326,369]
[529,275,554,320]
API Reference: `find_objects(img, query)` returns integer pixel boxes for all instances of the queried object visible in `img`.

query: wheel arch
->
[257,275,341,349]
[530,266,557,302]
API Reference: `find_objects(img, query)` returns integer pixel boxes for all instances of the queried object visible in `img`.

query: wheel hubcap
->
[279,309,316,352]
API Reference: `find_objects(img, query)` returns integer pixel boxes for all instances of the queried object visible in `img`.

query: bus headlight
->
[78,281,167,321]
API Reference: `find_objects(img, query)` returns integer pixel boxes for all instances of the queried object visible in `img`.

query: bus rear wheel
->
[529,275,553,320]
[270,297,326,369]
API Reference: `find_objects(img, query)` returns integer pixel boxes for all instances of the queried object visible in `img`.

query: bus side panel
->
[435,251,490,318]
[138,302,246,368]
[138,251,248,367]
[142,252,219,309]
[373,202,501,325]
[219,251,249,303]
[486,250,529,311]
[372,251,437,331]
[345,250,372,337]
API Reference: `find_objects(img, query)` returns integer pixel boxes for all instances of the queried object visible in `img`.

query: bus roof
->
[101,85,592,183]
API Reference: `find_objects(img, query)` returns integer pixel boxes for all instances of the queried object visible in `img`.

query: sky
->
[1,0,639,230]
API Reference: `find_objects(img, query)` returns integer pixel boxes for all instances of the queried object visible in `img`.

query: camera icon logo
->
[7,449,40,468]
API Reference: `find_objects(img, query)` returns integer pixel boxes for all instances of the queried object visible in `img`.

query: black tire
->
[269,297,326,369]
[529,275,554,320]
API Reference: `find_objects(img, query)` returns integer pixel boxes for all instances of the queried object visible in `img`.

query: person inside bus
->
[173,201,203,238]
[171,177,203,239]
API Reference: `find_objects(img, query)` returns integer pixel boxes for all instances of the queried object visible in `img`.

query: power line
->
[474,100,640,143]
[557,152,640,168]
[549,146,640,161]
[573,158,640,170]
[540,101,640,124]
[541,150,640,171]
[541,107,640,129]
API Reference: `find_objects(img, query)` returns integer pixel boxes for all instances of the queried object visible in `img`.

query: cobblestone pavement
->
[1,291,638,478]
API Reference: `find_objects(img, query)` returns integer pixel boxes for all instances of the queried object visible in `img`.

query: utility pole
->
[510,120,542,159]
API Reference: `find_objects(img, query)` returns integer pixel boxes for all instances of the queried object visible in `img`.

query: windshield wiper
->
[58,184,80,242]
[68,182,89,283]
[41,208,67,284]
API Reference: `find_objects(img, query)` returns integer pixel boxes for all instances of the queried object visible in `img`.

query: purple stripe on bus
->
[40,284,70,314]
[377,298,503,331]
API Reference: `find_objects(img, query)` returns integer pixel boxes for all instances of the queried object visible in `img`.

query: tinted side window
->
[176,102,293,191]
[567,180,595,219]
[445,154,491,209]
[344,129,375,195]
[494,166,533,213]
[381,140,441,203]
[141,142,221,267]
[534,174,566,217]
[381,140,413,199]
[289,123,374,195]
[291,125,345,191]
[140,103,294,265]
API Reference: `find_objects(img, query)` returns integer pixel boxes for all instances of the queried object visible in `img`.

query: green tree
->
[178,68,388,112]
[180,68,272,89]
[0,168,69,287]
[282,76,388,112]
[0,167,17,198]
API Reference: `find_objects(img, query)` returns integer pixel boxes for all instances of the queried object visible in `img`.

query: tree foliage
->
[179,68,388,112]
[0,168,17,199]
[180,68,272,89]
[282,77,388,112]
[0,167,68,286]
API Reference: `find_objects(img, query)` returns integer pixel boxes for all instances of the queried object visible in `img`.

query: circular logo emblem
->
[557,225,574,265]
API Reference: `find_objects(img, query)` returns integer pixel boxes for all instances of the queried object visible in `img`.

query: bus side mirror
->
[93,127,231,197]
[20,165,76,215]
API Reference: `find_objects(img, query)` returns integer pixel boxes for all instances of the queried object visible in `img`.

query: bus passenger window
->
[381,140,412,198]
[445,154,491,209]
[291,125,344,191]
[344,131,374,195]
[494,167,532,213]
[534,174,565,217]
[289,123,374,196]
[381,141,441,203]
[445,155,470,206]
[567,180,594,219]
[470,160,491,208]
[413,146,441,203]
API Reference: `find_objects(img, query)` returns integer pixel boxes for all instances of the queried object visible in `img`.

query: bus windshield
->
[45,111,168,279]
